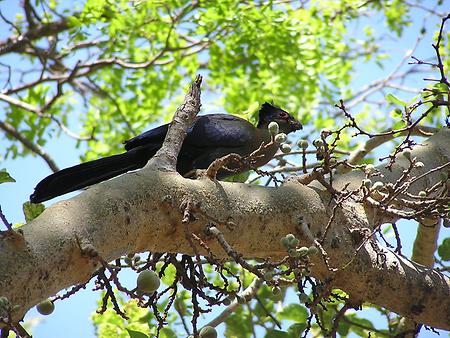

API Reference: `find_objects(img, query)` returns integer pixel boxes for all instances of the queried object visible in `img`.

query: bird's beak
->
[289,119,303,131]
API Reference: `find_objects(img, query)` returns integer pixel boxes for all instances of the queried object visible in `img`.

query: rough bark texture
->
[149,75,202,172]
[0,128,449,329]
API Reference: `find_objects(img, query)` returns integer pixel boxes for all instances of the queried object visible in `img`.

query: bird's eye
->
[279,111,288,118]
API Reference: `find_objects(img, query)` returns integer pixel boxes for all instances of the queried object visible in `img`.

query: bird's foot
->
[205,153,244,180]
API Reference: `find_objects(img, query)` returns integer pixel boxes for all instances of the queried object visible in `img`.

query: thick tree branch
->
[412,218,441,267]
[339,125,436,173]
[395,218,441,336]
[0,129,449,329]
[149,75,202,171]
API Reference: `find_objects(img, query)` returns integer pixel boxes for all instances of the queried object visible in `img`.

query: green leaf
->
[386,93,407,106]
[160,263,176,286]
[337,320,350,336]
[159,328,176,338]
[224,307,252,337]
[277,304,308,322]
[346,314,374,336]
[264,329,290,338]
[432,82,449,92]
[126,328,149,338]
[437,238,450,261]
[67,15,82,27]
[23,201,45,222]
[224,171,250,183]
[389,108,403,119]
[287,323,307,336]
[0,169,16,184]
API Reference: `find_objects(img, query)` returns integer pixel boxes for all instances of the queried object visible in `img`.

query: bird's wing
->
[124,114,256,151]
[185,114,256,148]
[123,123,169,151]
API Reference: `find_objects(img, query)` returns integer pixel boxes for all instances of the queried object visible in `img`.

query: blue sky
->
[0,1,449,337]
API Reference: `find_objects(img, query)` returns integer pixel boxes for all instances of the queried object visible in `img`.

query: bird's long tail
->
[30,146,155,203]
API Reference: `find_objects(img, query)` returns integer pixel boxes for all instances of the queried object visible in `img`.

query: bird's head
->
[257,102,302,134]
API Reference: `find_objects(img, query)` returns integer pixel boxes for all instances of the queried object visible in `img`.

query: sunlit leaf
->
[277,304,308,322]
[386,93,407,107]
[23,201,45,222]
[126,328,149,338]
[438,238,450,261]
[0,169,15,184]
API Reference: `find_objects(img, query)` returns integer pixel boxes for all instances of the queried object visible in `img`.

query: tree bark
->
[0,126,449,329]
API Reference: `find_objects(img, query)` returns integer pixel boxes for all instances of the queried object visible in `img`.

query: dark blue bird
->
[30,103,302,203]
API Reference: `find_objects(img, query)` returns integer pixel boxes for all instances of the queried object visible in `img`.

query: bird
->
[30,103,302,203]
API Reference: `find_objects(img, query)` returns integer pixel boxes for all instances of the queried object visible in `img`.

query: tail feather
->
[30,146,155,203]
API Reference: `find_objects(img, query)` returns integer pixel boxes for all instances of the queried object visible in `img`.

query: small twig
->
[331,302,351,338]
[314,240,337,273]
[96,268,128,319]
[0,205,12,231]
[392,223,403,255]
[205,276,264,328]
[433,14,450,87]
[255,295,282,329]
[205,225,264,278]
[296,168,326,185]
[0,120,59,172]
